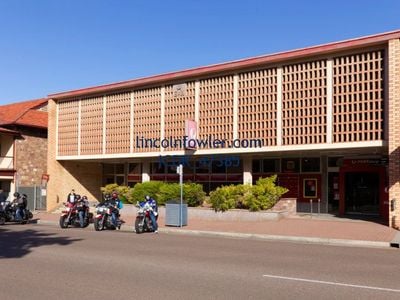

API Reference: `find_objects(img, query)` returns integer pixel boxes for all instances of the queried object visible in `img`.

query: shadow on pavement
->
[0,226,82,259]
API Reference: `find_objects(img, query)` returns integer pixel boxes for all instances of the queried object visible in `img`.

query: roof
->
[48,29,400,100]
[0,98,48,129]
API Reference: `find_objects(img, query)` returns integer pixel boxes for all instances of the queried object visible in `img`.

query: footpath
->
[33,207,400,249]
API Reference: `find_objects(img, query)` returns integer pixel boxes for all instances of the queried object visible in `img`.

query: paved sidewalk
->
[32,210,399,248]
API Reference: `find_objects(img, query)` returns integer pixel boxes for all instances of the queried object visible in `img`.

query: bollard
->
[310,199,313,218]
[318,198,320,215]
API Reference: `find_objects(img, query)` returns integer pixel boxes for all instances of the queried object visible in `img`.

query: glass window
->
[281,158,300,173]
[328,157,343,167]
[212,159,226,173]
[263,159,280,173]
[228,157,242,173]
[115,164,124,174]
[252,159,261,173]
[151,162,165,174]
[195,158,210,174]
[103,164,114,174]
[301,158,320,172]
[128,163,141,174]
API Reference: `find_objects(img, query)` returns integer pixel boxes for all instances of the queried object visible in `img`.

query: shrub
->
[157,183,180,206]
[100,183,131,203]
[209,175,288,212]
[245,175,288,211]
[129,181,164,204]
[184,183,206,207]
[157,182,206,206]
[209,184,242,212]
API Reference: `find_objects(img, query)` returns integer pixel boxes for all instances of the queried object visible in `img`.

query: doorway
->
[345,172,379,215]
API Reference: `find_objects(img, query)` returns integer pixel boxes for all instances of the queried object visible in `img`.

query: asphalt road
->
[1,224,400,300]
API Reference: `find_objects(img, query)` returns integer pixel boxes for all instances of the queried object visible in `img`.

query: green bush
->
[183,183,206,207]
[209,184,242,212]
[209,175,288,212]
[100,183,131,203]
[156,182,206,206]
[129,181,164,204]
[157,183,180,206]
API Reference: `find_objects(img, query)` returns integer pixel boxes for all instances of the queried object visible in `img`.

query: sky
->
[0,0,399,104]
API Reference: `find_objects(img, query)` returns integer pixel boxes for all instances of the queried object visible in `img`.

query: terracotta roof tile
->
[16,110,48,128]
[0,98,48,129]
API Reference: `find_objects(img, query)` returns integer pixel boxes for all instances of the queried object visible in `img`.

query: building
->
[0,98,48,204]
[47,30,400,228]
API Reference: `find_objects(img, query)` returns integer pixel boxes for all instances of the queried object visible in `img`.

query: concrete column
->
[78,99,82,155]
[142,161,150,182]
[102,95,107,154]
[388,39,400,228]
[195,81,200,133]
[326,59,333,144]
[233,74,239,140]
[160,87,165,153]
[130,91,134,153]
[321,155,328,213]
[243,157,252,185]
[277,67,283,146]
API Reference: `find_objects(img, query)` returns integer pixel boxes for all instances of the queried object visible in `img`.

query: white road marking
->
[262,274,400,293]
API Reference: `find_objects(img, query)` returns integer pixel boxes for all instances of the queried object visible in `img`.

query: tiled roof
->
[0,98,48,129]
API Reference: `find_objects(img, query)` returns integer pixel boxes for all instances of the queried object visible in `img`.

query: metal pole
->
[179,164,183,228]
[318,198,320,215]
[33,184,37,211]
[310,199,313,218]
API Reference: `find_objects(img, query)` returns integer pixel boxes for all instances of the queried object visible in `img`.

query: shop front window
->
[301,158,320,172]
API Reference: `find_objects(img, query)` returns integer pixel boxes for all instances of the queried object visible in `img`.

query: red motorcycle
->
[59,201,92,228]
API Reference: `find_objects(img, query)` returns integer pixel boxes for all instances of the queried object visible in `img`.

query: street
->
[1,224,400,300]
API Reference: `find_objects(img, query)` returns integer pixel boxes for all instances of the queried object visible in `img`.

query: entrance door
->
[345,172,379,215]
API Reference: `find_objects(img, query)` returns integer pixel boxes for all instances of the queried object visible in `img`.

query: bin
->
[165,200,188,226]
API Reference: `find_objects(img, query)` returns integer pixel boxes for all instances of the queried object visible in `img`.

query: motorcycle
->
[134,202,158,234]
[93,201,121,231]
[59,201,92,229]
[0,200,33,225]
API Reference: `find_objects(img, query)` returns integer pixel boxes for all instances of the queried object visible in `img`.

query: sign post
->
[177,164,183,227]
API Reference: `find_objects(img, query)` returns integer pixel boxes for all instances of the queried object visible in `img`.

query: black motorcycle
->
[93,201,121,231]
[0,200,33,225]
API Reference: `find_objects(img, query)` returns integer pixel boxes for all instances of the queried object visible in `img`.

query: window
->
[281,158,300,173]
[301,158,320,172]
[263,159,280,173]
[252,159,262,173]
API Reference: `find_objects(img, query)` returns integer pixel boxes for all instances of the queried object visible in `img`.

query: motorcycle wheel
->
[135,218,144,234]
[94,218,103,231]
[59,215,69,229]
[0,216,5,225]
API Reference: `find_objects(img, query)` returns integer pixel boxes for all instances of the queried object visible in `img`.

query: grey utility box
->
[165,201,188,226]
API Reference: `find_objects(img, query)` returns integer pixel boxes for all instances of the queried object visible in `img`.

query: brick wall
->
[47,99,103,211]
[15,127,47,186]
[388,39,400,229]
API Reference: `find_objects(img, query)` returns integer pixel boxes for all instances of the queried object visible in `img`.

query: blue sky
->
[0,0,399,104]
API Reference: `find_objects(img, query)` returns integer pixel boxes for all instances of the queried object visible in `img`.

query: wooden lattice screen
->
[333,50,384,142]
[105,92,131,153]
[164,82,195,151]
[80,96,103,155]
[58,100,79,156]
[133,88,161,152]
[238,68,277,147]
[199,76,234,147]
[282,60,327,145]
